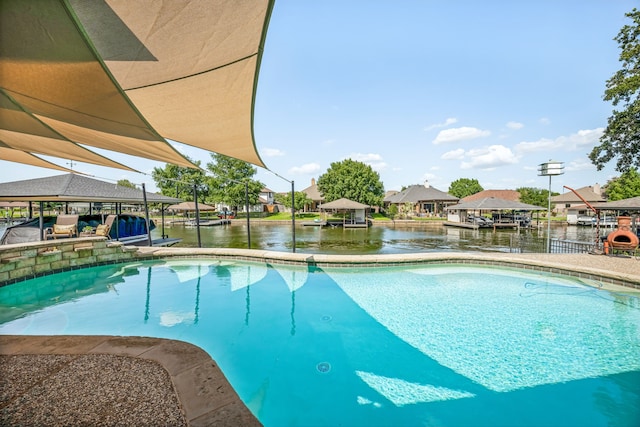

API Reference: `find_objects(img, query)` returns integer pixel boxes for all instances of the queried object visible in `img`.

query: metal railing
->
[509,236,596,254]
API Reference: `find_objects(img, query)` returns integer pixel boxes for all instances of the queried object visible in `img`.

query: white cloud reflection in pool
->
[325,265,640,393]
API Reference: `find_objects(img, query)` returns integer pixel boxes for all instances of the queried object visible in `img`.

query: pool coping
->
[133,247,640,290]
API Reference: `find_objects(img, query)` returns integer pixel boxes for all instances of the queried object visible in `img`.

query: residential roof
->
[384,184,458,203]
[551,186,606,203]
[301,182,324,202]
[1,1,273,171]
[445,197,545,211]
[319,198,369,210]
[0,173,180,204]
[462,190,520,202]
[593,196,640,211]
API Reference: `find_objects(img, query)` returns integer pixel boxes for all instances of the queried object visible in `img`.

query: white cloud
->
[433,127,491,145]
[515,138,557,153]
[515,128,604,154]
[506,121,524,130]
[539,117,551,125]
[565,158,596,172]
[262,148,285,157]
[560,128,604,150]
[345,153,388,171]
[289,163,321,175]
[460,145,519,170]
[441,148,465,160]
[348,153,383,162]
[424,117,458,131]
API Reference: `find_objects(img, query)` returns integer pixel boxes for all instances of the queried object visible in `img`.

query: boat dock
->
[302,220,327,227]
[184,219,231,227]
[444,221,479,230]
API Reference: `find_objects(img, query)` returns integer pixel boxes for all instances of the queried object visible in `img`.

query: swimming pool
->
[1,259,639,426]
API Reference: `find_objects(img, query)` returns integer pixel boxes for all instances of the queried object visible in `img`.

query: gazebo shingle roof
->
[0,173,180,204]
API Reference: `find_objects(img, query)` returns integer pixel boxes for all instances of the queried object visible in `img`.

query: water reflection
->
[157,223,601,254]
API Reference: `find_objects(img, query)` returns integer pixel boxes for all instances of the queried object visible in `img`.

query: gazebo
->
[319,198,370,228]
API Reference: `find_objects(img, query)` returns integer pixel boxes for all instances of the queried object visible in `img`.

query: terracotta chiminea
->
[606,216,639,251]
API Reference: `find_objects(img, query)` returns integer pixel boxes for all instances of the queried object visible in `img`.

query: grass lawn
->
[262,212,320,220]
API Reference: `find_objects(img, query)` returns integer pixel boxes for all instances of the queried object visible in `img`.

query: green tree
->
[152,157,208,201]
[517,187,556,208]
[276,191,312,217]
[206,154,263,212]
[386,204,398,219]
[590,8,640,172]
[116,179,137,189]
[602,168,640,200]
[317,159,384,206]
[448,178,483,198]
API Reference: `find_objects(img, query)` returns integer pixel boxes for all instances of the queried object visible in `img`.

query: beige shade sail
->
[0,0,272,172]
[0,146,79,174]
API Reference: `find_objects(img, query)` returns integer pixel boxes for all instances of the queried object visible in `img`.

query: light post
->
[538,160,564,253]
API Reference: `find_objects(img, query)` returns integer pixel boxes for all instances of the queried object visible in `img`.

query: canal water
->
[156,222,602,254]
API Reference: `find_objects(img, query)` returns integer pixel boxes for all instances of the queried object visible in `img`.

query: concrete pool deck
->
[1,250,638,426]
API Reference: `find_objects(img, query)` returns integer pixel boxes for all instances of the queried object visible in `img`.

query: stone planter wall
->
[0,237,139,286]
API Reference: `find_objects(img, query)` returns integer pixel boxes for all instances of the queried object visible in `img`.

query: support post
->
[245,181,251,249]
[39,202,44,240]
[193,184,201,248]
[142,183,153,247]
[291,180,296,253]
[547,175,552,253]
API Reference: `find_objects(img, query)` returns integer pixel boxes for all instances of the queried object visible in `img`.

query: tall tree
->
[448,178,484,198]
[602,168,640,200]
[317,159,384,206]
[116,179,137,189]
[517,187,555,207]
[151,157,208,201]
[206,154,263,212]
[276,191,312,217]
[590,8,640,172]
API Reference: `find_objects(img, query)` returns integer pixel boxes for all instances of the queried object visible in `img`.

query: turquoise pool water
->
[1,260,639,426]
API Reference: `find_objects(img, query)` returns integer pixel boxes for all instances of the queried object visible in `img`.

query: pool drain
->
[316,362,331,373]
[321,315,332,322]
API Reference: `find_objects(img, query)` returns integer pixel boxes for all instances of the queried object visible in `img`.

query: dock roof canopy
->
[593,196,640,211]
[320,198,369,210]
[0,173,180,204]
[445,197,545,211]
[0,0,273,172]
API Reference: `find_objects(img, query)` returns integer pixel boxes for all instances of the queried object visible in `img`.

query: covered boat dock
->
[0,174,182,246]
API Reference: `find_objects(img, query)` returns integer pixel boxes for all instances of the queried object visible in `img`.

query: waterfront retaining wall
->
[0,237,139,286]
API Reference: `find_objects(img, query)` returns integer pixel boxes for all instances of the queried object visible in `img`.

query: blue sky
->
[1,0,634,196]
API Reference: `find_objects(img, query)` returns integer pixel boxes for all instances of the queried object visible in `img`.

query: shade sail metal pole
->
[245,181,251,249]
[194,184,201,248]
[142,183,152,246]
[291,180,296,253]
